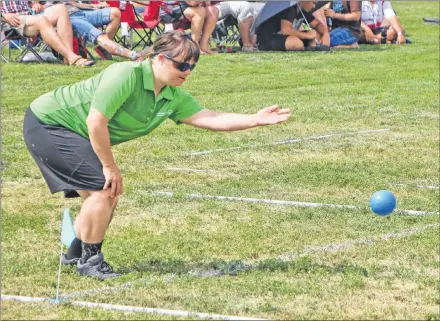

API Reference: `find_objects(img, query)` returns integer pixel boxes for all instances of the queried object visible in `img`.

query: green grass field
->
[1,2,439,320]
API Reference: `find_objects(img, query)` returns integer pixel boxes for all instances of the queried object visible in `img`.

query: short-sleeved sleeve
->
[279,6,297,23]
[168,90,203,124]
[382,1,396,19]
[91,64,137,119]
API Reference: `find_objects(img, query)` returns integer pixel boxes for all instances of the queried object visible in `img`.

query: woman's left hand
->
[256,105,291,126]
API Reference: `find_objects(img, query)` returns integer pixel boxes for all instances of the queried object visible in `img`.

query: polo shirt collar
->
[142,60,174,101]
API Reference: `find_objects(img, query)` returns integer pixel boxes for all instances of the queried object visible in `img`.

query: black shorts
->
[257,32,311,51]
[23,108,105,198]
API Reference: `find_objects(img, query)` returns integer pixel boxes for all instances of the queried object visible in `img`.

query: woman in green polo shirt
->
[23,31,291,280]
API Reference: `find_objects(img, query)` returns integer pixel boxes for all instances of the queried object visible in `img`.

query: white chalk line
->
[278,223,440,261]
[59,279,151,300]
[1,294,266,321]
[394,183,439,190]
[57,274,177,302]
[154,191,440,216]
[188,128,390,156]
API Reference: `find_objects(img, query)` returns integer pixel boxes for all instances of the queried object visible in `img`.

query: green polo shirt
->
[30,60,203,145]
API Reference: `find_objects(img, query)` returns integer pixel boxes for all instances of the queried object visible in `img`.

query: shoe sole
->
[61,254,79,266]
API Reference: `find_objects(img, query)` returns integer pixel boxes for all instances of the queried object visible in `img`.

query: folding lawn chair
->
[49,31,95,63]
[108,1,163,50]
[212,14,241,48]
[1,26,44,64]
[159,1,192,32]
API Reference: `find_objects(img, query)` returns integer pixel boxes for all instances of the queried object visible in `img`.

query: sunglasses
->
[163,53,196,72]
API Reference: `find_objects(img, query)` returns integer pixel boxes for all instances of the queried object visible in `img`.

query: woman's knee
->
[43,4,69,26]
[77,188,113,202]
[36,16,52,30]
[90,189,118,210]
[285,36,304,51]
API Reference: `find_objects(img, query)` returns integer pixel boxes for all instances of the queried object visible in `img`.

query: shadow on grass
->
[119,256,369,278]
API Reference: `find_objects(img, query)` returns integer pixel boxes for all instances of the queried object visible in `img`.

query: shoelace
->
[100,261,115,274]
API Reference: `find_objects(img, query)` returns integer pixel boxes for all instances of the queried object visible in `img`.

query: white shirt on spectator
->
[361,1,396,28]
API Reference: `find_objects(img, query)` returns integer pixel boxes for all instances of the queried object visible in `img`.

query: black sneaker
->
[94,45,113,60]
[61,253,80,266]
[76,253,120,280]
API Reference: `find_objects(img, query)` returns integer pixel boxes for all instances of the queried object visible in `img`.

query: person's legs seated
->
[41,3,74,53]
[21,14,94,67]
[81,8,117,59]
[257,33,304,51]
[310,17,330,46]
[330,27,359,48]
[83,7,121,40]
[106,7,121,39]
[385,26,396,43]
[199,4,219,54]
[285,35,306,51]
[379,19,403,44]
[312,7,327,30]
[70,11,143,61]
[183,5,206,45]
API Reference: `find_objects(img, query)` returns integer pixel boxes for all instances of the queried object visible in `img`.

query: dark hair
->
[141,31,200,63]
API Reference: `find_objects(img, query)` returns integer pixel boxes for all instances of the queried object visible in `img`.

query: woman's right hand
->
[103,164,123,198]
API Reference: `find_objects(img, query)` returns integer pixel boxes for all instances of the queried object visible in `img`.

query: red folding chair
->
[108,1,163,50]
[159,1,191,32]
[136,1,162,28]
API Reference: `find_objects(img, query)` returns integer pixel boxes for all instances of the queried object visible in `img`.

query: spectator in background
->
[40,1,145,60]
[143,1,219,54]
[324,0,361,48]
[188,1,219,54]
[209,1,258,52]
[256,1,329,52]
[1,0,94,66]
[159,1,208,52]
[360,0,408,45]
